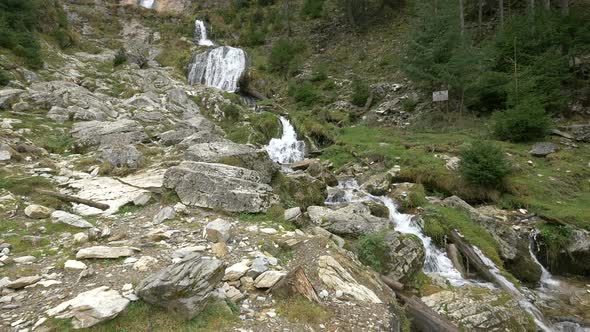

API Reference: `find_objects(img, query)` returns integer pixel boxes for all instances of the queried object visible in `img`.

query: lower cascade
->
[265,116,306,165]
[325,179,467,285]
[187,46,247,92]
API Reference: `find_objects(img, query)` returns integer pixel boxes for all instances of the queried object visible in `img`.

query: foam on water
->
[266,116,306,165]
[187,46,247,92]
[139,0,155,9]
[195,20,214,47]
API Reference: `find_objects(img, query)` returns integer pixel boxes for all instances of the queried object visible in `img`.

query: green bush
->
[268,39,305,75]
[222,104,241,122]
[459,141,511,187]
[301,0,325,18]
[289,81,320,106]
[0,69,9,86]
[113,48,127,67]
[357,232,388,272]
[350,79,370,107]
[492,99,551,142]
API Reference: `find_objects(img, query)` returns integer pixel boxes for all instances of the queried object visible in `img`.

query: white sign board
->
[433,90,449,102]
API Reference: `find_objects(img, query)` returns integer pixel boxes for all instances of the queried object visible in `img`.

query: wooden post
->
[478,0,484,35]
[499,0,505,29]
[459,0,465,38]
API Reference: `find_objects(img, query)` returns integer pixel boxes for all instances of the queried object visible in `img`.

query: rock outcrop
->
[184,141,277,184]
[136,254,224,320]
[70,119,147,148]
[163,161,276,213]
[47,286,130,329]
[307,203,390,237]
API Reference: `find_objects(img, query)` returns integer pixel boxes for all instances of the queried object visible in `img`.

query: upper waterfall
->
[139,0,155,9]
[195,20,214,47]
[266,116,306,164]
[187,46,247,92]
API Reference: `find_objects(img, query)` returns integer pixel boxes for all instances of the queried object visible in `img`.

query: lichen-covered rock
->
[308,203,390,237]
[71,119,147,148]
[163,161,276,213]
[100,144,144,168]
[422,287,534,332]
[361,172,393,196]
[318,255,382,303]
[136,254,224,320]
[530,142,559,157]
[184,141,277,184]
[381,231,425,282]
[47,286,130,329]
[279,172,328,209]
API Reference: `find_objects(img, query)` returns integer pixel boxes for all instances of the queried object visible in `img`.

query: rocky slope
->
[1,1,590,332]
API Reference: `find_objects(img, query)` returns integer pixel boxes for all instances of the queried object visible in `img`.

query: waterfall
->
[187,46,247,92]
[325,179,468,286]
[472,246,554,332]
[195,20,214,47]
[266,116,306,164]
[139,0,155,9]
[529,236,560,288]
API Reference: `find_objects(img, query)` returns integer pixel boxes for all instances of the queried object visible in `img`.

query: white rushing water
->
[195,20,215,47]
[266,116,306,165]
[326,179,467,286]
[187,46,247,92]
[472,246,554,332]
[529,240,561,288]
[139,0,155,9]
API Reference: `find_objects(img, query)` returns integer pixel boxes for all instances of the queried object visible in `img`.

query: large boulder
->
[422,287,534,332]
[361,172,393,196]
[537,228,590,277]
[529,142,558,157]
[47,286,130,329]
[159,115,224,146]
[163,161,276,213]
[136,254,224,320]
[381,231,425,282]
[307,203,390,237]
[70,120,147,148]
[184,141,277,184]
[100,144,144,168]
[279,172,328,209]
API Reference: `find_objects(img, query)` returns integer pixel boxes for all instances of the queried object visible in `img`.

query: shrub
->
[301,0,325,18]
[350,79,370,107]
[0,69,9,86]
[357,232,388,272]
[268,39,305,75]
[113,48,127,67]
[459,141,511,187]
[289,81,320,106]
[492,99,551,142]
[222,104,241,122]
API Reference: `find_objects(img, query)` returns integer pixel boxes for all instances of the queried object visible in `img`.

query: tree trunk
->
[499,0,504,29]
[459,0,465,38]
[478,0,483,35]
[560,0,569,16]
[34,189,110,210]
[544,0,550,10]
[397,293,462,332]
[447,244,466,277]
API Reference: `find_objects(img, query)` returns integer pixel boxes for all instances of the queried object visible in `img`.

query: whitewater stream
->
[194,20,215,47]
[263,117,590,331]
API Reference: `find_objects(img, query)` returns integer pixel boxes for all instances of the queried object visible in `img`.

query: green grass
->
[422,204,503,266]
[0,170,55,196]
[276,297,330,325]
[238,204,297,231]
[49,299,239,332]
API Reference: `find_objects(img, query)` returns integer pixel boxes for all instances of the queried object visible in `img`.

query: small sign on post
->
[432,90,449,102]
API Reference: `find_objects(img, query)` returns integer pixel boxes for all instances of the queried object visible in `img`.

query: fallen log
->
[449,230,498,284]
[380,276,461,332]
[446,243,466,278]
[33,189,109,211]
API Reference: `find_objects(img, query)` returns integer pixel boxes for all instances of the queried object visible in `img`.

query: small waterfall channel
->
[187,20,247,92]
[265,116,306,165]
[138,0,155,9]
